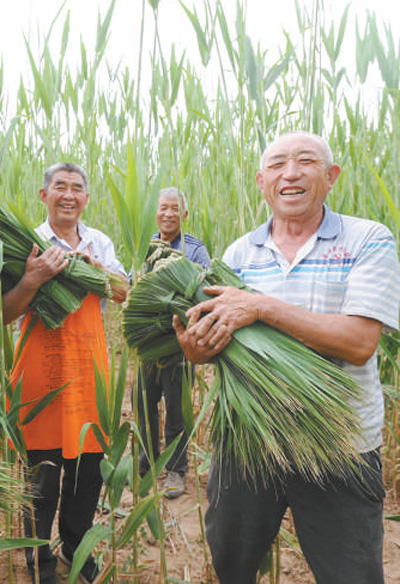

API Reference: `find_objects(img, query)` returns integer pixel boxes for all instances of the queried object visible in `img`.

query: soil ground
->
[1,468,400,583]
[1,378,400,584]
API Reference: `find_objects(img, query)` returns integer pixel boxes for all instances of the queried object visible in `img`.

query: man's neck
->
[271,212,322,263]
[49,220,81,249]
[159,230,181,243]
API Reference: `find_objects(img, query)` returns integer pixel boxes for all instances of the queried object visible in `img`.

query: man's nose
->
[282,159,301,178]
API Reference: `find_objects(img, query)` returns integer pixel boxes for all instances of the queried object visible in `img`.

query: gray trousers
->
[206,449,385,584]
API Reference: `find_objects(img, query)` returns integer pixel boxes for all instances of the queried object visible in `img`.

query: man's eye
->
[269,161,284,169]
[299,158,314,164]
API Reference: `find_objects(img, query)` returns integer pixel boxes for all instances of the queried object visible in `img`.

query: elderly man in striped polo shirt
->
[173,132,400,584]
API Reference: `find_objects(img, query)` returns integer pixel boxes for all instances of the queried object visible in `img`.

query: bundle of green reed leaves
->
[0,206,113,329]
[123,241,364,482]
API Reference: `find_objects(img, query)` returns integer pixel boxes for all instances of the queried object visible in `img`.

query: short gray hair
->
[43,162,88,191]
[260,131,334,169]
[159,187,188,213]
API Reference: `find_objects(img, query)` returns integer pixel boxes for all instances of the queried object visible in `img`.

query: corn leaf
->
[0,538,49,551]
[116,494,158,549]
[139,434,182,497]
[21,383,68,425]
[181,364,195,436]
[94,358,111,435]
[110,454,131,508]
[68,523,111,584]
[79,422,109,456]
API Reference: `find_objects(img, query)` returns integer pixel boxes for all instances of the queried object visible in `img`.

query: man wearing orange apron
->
[3,163,128,584]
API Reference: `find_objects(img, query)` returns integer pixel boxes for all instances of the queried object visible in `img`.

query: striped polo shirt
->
[222,205,400,452]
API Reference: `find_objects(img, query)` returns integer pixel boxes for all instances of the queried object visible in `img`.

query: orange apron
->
[11,293,109,458]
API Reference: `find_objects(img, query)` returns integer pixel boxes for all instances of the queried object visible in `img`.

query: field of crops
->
[0,0,400,582]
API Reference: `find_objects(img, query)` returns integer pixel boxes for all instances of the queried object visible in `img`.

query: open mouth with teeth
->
[280,187,306,196]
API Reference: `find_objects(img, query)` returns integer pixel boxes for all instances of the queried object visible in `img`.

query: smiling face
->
[40,170,89,231]
[156,194,188,242]
[256,133,341,225]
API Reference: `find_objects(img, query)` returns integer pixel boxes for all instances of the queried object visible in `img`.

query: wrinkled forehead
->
[158,194,181,207]
[50,170,86,188]
[263,134,327,165]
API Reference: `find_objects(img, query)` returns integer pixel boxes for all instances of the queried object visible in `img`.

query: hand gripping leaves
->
[0,206,115,329]
[123,241,365,483]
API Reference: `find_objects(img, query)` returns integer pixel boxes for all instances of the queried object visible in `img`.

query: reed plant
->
[71,348,163,583]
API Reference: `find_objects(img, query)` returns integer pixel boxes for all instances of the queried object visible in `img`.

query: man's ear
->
[327,164,341,190]
[39,188,47,203]
[255,170,264,192]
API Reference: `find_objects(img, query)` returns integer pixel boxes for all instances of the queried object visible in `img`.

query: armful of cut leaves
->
[122,241,368,483]
[2,244,69,325]
[72,250,129,303]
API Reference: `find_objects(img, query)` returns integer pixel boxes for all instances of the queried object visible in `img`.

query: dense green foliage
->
[1,1,400,581]
[0,0,399,268]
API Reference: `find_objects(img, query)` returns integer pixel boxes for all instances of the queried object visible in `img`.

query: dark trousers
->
[133,361,194,477]
[24,449,103,580]
[206,449,385,584]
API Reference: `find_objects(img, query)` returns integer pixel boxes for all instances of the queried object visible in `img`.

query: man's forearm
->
[184,286,383,367]
[254,295,382,366]
[107,271,129,303]
[2,244,70,325]
[2,279,38,324]
[80,253,129,304]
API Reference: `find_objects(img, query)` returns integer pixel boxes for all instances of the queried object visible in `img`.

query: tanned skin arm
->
[173,286,382,366]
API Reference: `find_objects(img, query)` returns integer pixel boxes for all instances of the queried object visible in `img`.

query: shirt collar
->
[154,231,182,249]
[40,218,89,248]
[248,204,341,246]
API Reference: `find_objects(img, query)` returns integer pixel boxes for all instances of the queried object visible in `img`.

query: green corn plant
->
[74,346,183,583]
[138,364,187,584]
[105,140,162,278]
[321,3,349,114]
[72,348,158,582]
[0,373,67,583]
[180,365,211,575]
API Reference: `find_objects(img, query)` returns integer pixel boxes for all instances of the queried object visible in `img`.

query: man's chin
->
[160,229,180,241]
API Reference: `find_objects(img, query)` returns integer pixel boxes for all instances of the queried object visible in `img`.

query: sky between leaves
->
[0,0,399,114]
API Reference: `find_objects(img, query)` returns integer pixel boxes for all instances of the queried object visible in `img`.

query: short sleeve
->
[192,243,211,268]
[342,226,400,331]
[97,236,127,276]
[87,230,127,277]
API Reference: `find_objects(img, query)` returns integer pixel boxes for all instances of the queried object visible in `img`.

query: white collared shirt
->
[36,218,127,312]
